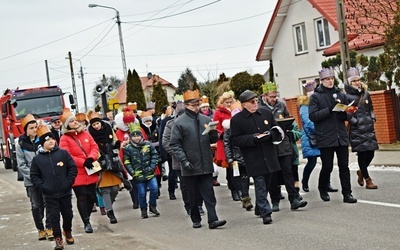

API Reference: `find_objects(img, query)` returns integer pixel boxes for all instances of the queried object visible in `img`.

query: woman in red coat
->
[59,109,99,234]
[213,92,234,192]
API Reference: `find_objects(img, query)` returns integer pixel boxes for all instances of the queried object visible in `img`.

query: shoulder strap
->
[67,134,88,157]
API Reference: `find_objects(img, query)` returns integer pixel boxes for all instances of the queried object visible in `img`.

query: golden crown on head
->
[183,89,200,102]
[140,111,153,119]
[87,109,100,122]
[200,96,209,103]
[36,122,51,138]
[174,94,184,102]
[75,113,88,122]
[21,114,36,129]
[128,102,137,111]
[60,108,74,125]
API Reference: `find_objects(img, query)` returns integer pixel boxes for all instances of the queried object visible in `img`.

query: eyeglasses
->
[52,121,61,124]
[188,102,200,107]
[267,95,277,99]
[248,99,258,104]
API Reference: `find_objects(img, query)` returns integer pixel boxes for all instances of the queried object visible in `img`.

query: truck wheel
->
[4,157,12,169]
[7,141,18,172]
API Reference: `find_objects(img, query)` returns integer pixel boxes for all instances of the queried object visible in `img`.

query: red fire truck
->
[0,86,74,171]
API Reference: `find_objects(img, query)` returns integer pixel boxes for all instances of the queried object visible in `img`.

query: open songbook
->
[332,100,357,113]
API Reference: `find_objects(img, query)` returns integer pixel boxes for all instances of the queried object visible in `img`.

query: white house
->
[256,0,385,98]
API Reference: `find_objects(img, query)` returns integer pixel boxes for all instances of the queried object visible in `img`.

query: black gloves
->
[113,140,121,149]
[208,129,219,143]
[83,158,94,169]
[329,100,340,113]
[286,130,295,141]
[182,161,194,170]
[270,129,282,142]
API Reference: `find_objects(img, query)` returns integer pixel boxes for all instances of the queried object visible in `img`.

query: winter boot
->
[38,230,47,240]
[45,228,54,241]
[84,219,93,233]
[54,237,64,250]
[63,231,74,245]
[141,208,148,219]
[231,190,241,201]
[100,207,106,215]
[357,170,364,186]
[149,205,160,216]
[365,178,378,189]
[241,196,253,211]
[107,210,118,224]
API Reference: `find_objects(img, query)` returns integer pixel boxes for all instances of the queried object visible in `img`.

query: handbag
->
[307,133,317,146]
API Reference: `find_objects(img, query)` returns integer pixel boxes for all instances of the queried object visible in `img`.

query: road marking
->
[357,200,400,208]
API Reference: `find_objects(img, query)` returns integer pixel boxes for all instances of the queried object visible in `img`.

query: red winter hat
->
[123,107,135,124]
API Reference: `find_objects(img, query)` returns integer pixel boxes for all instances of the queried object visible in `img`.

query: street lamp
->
[88,4,128,78]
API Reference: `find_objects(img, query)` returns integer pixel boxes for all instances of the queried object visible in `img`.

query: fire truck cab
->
[0,86,73,171]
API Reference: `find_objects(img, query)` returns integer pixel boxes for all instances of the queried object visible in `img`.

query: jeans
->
[26,186,51,230]
[252,174,272,218]
[44,195,73,238]
[319,146,352,195]
[100,185,119,211]
[136,178,158,208]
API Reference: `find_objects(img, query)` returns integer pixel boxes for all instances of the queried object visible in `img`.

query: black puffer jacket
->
[345,84,378,152]
[30,145,77,199]
[169,109,218,177]
[309,84,350,148]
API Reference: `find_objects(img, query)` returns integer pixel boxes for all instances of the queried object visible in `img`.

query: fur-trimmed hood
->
[222,119,230,130]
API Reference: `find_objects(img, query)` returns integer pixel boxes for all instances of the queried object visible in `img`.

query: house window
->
[315,18,331,48]
[293,23,308,54]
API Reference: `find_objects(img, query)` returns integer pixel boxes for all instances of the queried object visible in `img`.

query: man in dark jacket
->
[50,116,62,144]
[309,67,357,203]
[169,89,226,229]
[230,90,283,224]
[30,123,77,249]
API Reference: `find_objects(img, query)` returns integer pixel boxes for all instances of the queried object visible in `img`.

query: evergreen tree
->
[252,73,265,95]
[176,67,197,94]
[151,81,169,116]
[230,71,254,99]
[126,69,146,110]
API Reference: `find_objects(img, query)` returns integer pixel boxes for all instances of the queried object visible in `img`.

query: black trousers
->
[357,150,375,179]
[73,184,96,224]
[44,195,73,238]
[269,155,299,203]
[182,174,218,224]
[319,146,352,195]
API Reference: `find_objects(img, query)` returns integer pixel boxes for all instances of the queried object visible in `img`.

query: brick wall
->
[285,90,397,144]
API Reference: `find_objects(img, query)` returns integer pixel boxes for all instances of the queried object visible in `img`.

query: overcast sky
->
[0,0,275,110]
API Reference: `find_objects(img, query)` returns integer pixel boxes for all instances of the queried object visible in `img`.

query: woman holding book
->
[59,108,100,233]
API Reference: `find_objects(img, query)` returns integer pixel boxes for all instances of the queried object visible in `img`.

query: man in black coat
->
[169,90,226,229]
[50,116,62,144]
[308,67,357,203]
[230,90,283,224]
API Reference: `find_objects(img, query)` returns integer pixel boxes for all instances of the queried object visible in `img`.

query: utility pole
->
[335,0,351,84]
[115,10,127,78]
[79,65,88,111]
[67,51,79,111]
[45,60,50,86]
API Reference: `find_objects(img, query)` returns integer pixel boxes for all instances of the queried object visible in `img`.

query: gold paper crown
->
[140,110,153,119]
[75,113,88,122]
[128,102,137,111]
[200,96,209,103]
[21,114,36,130]
[36,123,51,138]
[183,89,200,102]
[87,109,100,122]
[262,82,277,93]
[60,108,74,125]
[230,101,242,111]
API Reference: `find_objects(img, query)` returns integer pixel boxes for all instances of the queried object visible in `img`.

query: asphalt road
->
[1,162,400,250]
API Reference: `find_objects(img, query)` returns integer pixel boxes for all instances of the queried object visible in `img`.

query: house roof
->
[256,0,387,60]
[114,74,176,103]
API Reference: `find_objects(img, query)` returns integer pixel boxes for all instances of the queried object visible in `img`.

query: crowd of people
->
[16,66,379,249]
